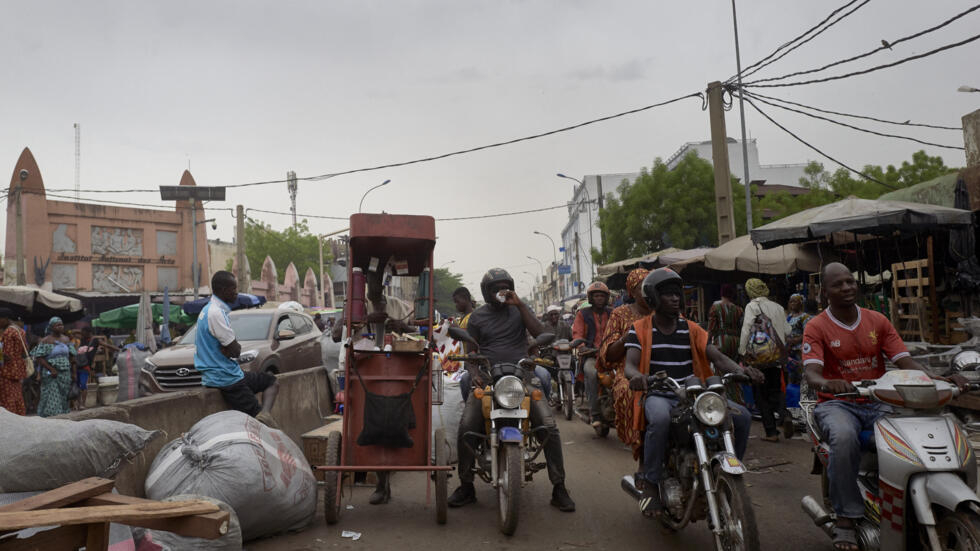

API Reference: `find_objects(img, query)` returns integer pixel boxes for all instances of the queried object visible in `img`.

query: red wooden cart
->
[317,213,451,525]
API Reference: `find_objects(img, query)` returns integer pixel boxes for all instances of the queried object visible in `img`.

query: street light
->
[556,173,596,280]
[439,260,456,268]
[959,85,980,93]
[358,179,391,212]
[526,255,544,277]
[533,230,561,301]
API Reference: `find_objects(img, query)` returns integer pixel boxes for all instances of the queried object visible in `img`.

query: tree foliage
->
[594,150,956,265]
[243,219,327,284]
[432,267,464,316]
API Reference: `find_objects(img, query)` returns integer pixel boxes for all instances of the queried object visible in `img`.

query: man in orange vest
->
[624,269,763,515]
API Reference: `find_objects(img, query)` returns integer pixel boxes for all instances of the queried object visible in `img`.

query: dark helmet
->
[480,268,515,304]
[641,268,683,310]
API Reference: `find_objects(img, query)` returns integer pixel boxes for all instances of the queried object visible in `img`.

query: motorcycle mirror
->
[447,326,478,346]
[535,332,556,347]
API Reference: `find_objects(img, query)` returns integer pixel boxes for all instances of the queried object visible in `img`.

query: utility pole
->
[287,170,298,227]
[235,204,247,292]
[573,232,582,293]
[14,170,26,285]
[965,108,980,168]
[730,0,753,233]
[191,198,199,300]
[74,123,81,202]
[318,236,325,307]
[707,81,737,245]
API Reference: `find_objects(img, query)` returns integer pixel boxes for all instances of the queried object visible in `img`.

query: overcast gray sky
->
[2,0,978,297]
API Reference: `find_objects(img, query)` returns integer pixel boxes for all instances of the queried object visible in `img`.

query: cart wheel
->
[323,431,342,525]
[434,427,448,525]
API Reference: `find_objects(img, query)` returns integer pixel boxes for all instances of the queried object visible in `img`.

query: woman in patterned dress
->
[708,284,744,404]
[32,317,77,417]
[597,268,651,454]
[0,308,28,415]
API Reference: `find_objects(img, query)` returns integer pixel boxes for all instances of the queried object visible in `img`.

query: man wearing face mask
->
[448,268,575,512]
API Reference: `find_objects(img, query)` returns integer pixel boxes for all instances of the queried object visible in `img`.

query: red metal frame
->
[328,213,441,509]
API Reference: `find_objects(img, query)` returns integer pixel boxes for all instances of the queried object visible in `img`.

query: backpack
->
[744,309,787,367]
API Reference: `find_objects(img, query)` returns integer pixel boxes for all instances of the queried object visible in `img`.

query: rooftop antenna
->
[73,123,80,201]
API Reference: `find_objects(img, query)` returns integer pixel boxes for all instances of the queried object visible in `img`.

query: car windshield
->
[178,313,273,344]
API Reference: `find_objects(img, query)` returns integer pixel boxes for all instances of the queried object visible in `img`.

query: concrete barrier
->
[64,366,332,496]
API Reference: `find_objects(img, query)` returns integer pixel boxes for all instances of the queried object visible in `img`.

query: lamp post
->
[959,85,980,93]
[192,215,216,300]
[556,173,596,282]
[439,260,456,269]
[533,230,560,301]
[358,179,391,213]
[730,0,754,233]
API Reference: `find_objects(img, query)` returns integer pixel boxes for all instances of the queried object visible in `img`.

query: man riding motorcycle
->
[542,305,573,341]
[624,268,763,515]
[448,268,576,512]
[572,281,612,425]
[802,262,968,551]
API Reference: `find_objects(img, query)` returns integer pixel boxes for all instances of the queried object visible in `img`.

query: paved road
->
[252,415,831,551]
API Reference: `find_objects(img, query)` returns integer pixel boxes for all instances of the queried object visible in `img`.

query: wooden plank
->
[0,501,219,532]
[85,522,109,551]
[0,525,86,551]
[0,478,115,513]
[928,236,940,343]
[79,494,230,540]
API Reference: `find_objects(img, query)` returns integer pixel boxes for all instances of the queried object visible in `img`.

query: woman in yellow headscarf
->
[597,268,651,447]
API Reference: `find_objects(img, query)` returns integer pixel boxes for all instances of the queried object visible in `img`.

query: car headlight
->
[694,392,728,426]
[494,375,525,409]
[143,358,157,373]
[238,349,259,364]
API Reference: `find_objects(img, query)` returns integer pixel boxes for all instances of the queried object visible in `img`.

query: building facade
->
[665,137,808,190]
[4,147,211,293]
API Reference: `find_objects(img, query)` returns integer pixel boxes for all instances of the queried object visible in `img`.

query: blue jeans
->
[642,393,751,483]
[813,400,891,518]
[459,367,551,402]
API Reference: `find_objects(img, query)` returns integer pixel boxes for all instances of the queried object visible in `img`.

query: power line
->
[730,0,869,82]
[248,201,589,223]
[737,0,872,82]
[45,91,703,195]
[742,91,964,150]
[745,3,980,86]
[738,93,897,190]
[743,91,962,131]
[247,208,347,221]
[31,190,234,212]
[745,32,980,88]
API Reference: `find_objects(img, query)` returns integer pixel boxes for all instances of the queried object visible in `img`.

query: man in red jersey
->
[803,262,966,551]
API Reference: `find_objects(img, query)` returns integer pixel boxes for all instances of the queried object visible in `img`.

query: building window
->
[51,264,77,290]
[157,230,178,256]
[158,267,179,292]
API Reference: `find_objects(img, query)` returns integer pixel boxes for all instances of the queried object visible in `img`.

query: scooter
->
[801,370,980,550]
[621,371,761,551]
[448,330,556,536]
[546,338,582,421]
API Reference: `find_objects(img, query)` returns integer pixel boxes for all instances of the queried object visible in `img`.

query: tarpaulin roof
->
[704,235,820,274]
[0,285,85,323]
[877,173,958,208]
[596,248,680,277]
[750,197,972,250]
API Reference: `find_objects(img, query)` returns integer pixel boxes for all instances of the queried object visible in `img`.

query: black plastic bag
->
[354,364,425,449]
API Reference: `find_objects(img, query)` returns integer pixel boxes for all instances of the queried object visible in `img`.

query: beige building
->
[4,147,211,293]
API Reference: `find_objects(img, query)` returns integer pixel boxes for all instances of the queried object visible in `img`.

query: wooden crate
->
[301,417,342,481]
[891,259,933,341]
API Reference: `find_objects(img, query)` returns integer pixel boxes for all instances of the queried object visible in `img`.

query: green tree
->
[243,219,328,283]
[431,267,464,316]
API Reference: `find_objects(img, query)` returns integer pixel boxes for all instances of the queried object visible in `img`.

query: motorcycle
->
[448,329,555,536]
[579,343,616,438]
[621,371,761,551]
[545,338,582,421]
[801,370,980,550]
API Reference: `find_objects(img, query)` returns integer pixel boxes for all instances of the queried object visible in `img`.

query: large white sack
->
[144,410,316,541]
[0,408,161,492]
[430,377,463,464]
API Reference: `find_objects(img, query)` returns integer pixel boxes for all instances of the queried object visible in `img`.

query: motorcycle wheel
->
[323,431,343,525]
[497,443,522,536]
[563,381,574,421]
[434,427,448,525]
[712,466,761,551]
[935,510,980,550]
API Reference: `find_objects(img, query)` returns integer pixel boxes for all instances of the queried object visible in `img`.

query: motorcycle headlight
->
[238,349,259,364]
[495,375,525,409]
[143,358,157,373]
[694,392,728,426]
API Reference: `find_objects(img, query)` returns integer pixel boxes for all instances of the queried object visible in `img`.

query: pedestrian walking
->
[31,317,77,418]
[739,278,792,442]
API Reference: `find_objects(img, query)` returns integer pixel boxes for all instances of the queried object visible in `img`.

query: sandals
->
[832,525,859,551]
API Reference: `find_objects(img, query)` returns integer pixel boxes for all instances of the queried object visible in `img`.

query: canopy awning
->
[704,235,820,274]
[596,248,680,277]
